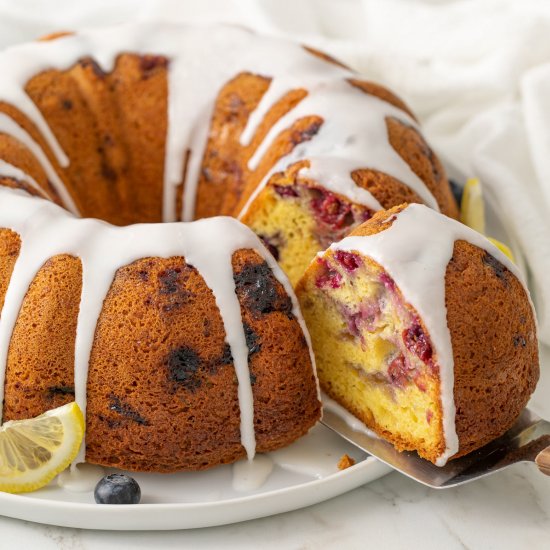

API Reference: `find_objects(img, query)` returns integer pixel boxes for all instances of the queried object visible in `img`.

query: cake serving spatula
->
[322,407,550,488]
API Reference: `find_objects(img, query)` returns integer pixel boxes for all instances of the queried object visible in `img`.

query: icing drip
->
[0,159,50,199]
[331,203,530,466]
[57,463,105,492]
[0,23,437,224]
[0,113,78,214]
[0,188,318,463]
[232,455,273,492]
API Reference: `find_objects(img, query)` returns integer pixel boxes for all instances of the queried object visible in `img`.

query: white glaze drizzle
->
[0,113,78,213]
[0,187,317,463]
[232,454,274,492]
[57,463,105,492]
[331,203,531,466]
[0,22,438,224]
[0,159,50,199]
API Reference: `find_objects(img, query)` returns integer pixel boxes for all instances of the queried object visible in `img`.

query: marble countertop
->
[0,345,548,549]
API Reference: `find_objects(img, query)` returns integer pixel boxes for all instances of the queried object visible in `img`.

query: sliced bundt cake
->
[296,204,538,465]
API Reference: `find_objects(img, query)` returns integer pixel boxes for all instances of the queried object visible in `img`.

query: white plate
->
[0,424,391,530]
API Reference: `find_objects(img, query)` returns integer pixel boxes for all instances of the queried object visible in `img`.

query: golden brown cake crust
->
[328,79,458,218]
[22,53,169,225]
[83,250,319,472]
[351,169,424,210]
[3,255,82,420]
[348,79,417,120]
[232,252,321,452]
[445,240,539,457]
[386,118,459,219]
[85,255,244,471]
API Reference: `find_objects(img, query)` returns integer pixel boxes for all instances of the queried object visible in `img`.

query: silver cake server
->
[322,407,550,488]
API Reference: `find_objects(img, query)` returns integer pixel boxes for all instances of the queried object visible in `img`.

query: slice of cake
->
[296,203,539,465]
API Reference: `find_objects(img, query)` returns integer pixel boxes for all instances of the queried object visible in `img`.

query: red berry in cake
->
[414,375,427,393]
[403,322,433,364]
[140,54,168,75]
[334,250,361,272]
[273,184,299,198]
[379,273,396,292]
[310,190,352,229]
[426,410,433,424]
[345,311,362,338]
[345,301,381,337]
[361,209,373,222]
[315,258,342,289]
[387,355,409,387]
[316,270,342,289]
[259,235,280,261]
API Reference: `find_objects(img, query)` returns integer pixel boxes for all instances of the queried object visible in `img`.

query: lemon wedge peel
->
[488,237,516,263]
[0,402,84,494]
[460,177,486,235]
[459,177,516,264]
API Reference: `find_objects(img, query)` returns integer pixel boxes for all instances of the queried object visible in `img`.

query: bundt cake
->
[296,203,539,465]
[0,22,533,475]
[0,23,457,285]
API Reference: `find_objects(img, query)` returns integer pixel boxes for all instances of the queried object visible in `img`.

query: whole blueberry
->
[94,473,141,505]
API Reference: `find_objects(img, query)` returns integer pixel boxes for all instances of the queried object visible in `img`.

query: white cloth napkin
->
[0,0,548,343]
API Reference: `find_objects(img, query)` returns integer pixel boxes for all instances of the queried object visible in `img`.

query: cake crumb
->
[337,454,356,470]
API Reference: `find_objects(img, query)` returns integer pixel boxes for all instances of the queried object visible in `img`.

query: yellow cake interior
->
[242,179,373,286]
[296,249,446,462]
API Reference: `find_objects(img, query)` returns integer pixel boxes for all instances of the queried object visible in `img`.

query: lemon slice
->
[0,402,84,493]
[488,237,516,263]
[460,178,485,234]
